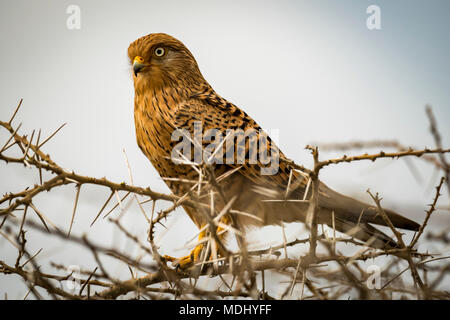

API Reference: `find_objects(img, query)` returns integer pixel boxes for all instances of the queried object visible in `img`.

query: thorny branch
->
[1,100,449,300]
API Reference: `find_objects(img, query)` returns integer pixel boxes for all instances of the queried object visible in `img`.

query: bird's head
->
[128,33,206,93]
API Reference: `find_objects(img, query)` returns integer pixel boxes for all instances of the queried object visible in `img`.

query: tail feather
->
[245,180,420,249]
[321,212,399,249]
[318,182,420,231]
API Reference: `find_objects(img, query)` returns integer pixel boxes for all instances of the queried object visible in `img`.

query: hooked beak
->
[133,56,146,76]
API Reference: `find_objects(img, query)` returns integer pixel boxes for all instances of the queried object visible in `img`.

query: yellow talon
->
[163,216,231,269]
[163,228,207,269]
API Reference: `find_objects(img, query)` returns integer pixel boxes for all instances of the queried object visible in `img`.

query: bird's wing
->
[171,94,304,192]
[170,95,419,245]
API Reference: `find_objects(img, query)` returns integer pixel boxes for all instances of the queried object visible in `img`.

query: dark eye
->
[154,47,165,57]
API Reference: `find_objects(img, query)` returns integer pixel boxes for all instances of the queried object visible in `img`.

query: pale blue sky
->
[1,0,448,202]
[0,0,449,298]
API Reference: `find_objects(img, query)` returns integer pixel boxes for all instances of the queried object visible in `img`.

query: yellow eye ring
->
[154,47,165,57]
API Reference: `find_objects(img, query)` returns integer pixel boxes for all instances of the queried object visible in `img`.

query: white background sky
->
[0,0,449,298]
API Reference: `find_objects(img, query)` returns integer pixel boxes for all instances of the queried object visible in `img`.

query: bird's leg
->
[163,215,231,269]
[215,214,230,248]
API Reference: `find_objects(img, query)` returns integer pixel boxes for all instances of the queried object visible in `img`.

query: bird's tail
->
[318,208,403,249]
[315,182,420,249]
[251,181,420,249]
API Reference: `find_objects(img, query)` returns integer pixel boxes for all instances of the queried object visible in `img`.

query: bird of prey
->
[128,33,419,268]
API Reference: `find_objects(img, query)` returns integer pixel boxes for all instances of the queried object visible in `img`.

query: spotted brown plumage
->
[128,33,419,266]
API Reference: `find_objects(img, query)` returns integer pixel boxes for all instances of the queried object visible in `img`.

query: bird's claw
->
[163,254,194,269]
[163,243,205,270]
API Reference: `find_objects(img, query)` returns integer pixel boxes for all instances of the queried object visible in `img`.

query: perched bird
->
[128,33,419,267]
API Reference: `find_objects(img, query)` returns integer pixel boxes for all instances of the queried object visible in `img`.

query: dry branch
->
[1,100,449,300]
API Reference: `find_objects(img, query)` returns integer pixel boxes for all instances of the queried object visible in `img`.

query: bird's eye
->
[154,47,166,57]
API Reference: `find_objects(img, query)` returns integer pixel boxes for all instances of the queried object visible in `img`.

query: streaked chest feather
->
[134,88,193,186]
